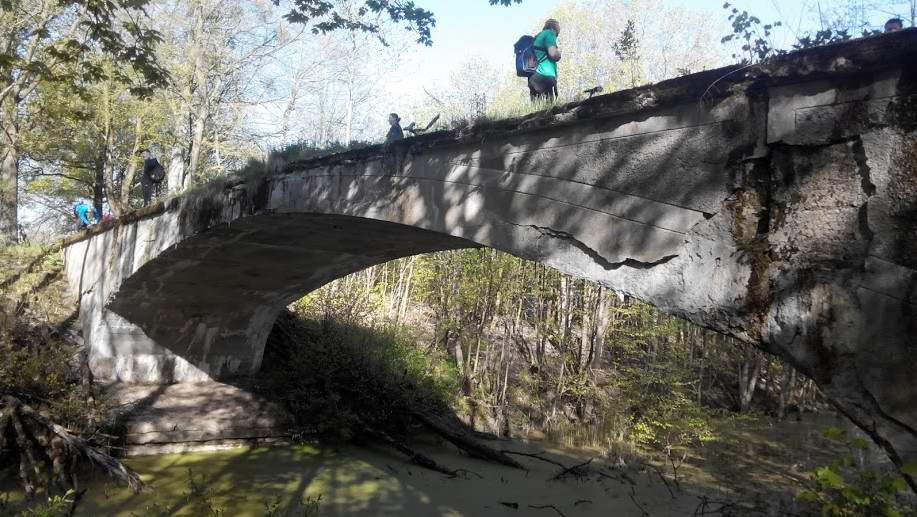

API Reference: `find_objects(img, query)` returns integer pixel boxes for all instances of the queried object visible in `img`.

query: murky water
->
[63,442,704,516]
[0,413,893,516]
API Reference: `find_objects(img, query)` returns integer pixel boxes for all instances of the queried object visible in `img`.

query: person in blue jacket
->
[73,200,98,229]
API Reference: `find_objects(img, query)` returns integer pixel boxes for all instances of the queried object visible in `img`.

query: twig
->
[629,493,650,517]
[65,489,87,517]
[692,496,739,516]
[641,462,676,499]
[528,504,567,517]
[698,63,759,109]
[450,469,484,480]
[501,450,566,469]
[549,458,594,481]
[667,449,687,489]
[597,467,637,486]
[422,87,447,108]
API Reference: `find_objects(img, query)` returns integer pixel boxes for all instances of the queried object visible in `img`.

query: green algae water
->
[3,440,707,516]
[0,415,877,516]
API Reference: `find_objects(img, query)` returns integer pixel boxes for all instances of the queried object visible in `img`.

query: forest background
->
[1,0,916,514]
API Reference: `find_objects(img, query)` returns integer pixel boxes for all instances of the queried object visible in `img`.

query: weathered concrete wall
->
[63,31,917,486]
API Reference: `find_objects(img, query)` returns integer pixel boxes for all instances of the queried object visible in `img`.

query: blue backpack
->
[514,35,538,77]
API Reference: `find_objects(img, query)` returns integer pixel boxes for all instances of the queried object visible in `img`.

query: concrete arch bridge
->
[63,32,917,486]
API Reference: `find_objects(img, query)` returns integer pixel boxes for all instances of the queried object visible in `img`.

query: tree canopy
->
[280,0,523,45]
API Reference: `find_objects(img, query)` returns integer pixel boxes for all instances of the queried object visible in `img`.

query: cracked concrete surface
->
[513,222,678,270]
[62,31,917,487]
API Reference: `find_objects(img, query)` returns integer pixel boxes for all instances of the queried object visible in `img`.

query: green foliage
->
[0,244,98,430]
[720,2,895,66]
[0,0,167,97]
[276,141,372,163]
[620,362,716,450]
[9,489,76,517]
[796,429,915,516]
[280,0,522,46]
[720,2,783,64]
[793,29,853,50]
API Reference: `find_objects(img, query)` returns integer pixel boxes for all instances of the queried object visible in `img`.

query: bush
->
[796,428,916,517]
[257,310,460,442]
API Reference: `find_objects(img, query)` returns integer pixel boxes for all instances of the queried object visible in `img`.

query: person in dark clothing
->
[386,113,404,143]
[885,18,904,32]
[140,150,165,206]
[529,19,562,103]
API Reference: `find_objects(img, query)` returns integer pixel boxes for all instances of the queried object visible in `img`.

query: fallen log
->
[362,426,457,476]
[413,412,523,469]
[1,396,143,493]
[501,450,566,470]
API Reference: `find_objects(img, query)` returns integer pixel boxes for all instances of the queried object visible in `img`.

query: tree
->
[613,20,640,88]
[22,59,159,217]
[280,0,523,46]
[0,0,167,242]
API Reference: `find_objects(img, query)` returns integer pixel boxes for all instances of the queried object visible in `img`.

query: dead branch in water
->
[414,412,523,469]
[549,458,594,481]
[501,450,567,470]
[629,491,650,516]
[529,504,568,517]
[363,426,457,476]
[1,396,144,496]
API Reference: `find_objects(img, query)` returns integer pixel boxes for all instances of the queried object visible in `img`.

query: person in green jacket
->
[529,19,562,102]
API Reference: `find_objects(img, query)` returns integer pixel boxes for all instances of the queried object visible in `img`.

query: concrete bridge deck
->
[63,30,917,486]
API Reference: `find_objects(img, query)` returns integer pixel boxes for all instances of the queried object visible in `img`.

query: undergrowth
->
[255,308,459,442]
[0,244,122,509]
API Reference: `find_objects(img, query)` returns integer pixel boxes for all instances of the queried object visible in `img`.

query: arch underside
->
[102,214,478,382]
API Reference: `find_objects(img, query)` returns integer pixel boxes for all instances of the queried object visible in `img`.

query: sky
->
[384,0,914,102]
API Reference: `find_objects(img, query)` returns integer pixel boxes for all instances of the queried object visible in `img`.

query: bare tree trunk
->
[114,117,144,214]
[777,367,797,419]
[344,51,355,145]
[590,286,610,368]
[551,361,565,421]
[578,284,593,372]
[187,103,207,185]
[697,332,707,404]
[280,69,306,146]
[397,257,416,324]
[100,79,140,217]
[167,145,185,195]
[0,105,19,242]
[92,163,104,220]
[738,348,763,412]
[185,0,208,188]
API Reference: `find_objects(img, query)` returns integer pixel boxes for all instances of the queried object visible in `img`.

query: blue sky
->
[385,0,763,99]
[385,0,913,101]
